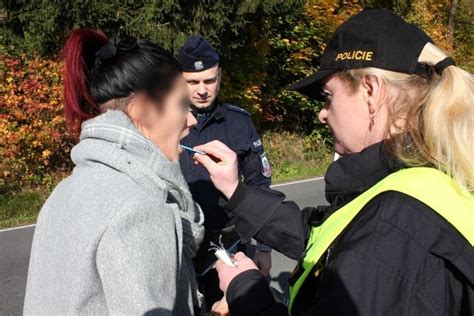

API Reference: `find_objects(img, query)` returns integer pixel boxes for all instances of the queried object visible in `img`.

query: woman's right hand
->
[193,141,239,199]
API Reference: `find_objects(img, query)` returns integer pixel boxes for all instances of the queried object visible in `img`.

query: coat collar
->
[72,110,205,258]
[192,100,226,132]
[77,110,188,191]
[324,142,404,205]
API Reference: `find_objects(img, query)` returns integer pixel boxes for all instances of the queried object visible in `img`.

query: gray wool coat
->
[23,111,205,315]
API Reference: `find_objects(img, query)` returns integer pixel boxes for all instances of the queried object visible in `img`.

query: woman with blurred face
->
[24,30,204,315]
[194,9,473,316]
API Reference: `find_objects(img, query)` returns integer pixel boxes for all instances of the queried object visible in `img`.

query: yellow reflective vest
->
[288,167,474,314]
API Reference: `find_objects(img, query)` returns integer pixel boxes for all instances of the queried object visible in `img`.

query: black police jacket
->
[179,101,271,230]
[221,142,474,315]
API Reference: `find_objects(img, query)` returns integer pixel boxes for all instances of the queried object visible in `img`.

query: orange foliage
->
[1,55,74,191]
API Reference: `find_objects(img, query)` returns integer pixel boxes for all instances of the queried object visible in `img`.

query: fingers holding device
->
[215,252,259,293]
[192,140,239,199]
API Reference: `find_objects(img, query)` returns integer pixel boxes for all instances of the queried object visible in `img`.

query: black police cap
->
[178,35,220,72]
[288,9,451,101]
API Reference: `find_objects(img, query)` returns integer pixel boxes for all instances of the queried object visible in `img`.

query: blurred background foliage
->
[1,0,473,195]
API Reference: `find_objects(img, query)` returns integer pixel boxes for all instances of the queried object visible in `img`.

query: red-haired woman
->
[24,30,204,315]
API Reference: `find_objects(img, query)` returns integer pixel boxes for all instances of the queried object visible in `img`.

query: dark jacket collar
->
[191,99,219,118]
[192,100,226,131]
[324,142,404,206]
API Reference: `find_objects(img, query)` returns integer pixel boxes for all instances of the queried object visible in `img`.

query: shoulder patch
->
[224,103,250,116]
[259,152,272,178]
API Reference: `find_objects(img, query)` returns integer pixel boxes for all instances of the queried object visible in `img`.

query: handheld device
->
[210,241,238,267]
[196,238,240,277]
[180,144,207,155]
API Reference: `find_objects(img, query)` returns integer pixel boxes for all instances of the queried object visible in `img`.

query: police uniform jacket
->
[179,101,272,231]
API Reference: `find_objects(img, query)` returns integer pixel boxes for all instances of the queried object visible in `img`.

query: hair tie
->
[95,39,118,67]
[95,37,138,67]
[115,37,138,52]
[433,57,455,75]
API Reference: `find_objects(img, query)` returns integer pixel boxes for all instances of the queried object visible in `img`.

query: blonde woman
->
[193,9,473,316]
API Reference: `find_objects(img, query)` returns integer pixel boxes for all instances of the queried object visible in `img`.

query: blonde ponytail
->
[340,42,474,192]
[417,43,474,192]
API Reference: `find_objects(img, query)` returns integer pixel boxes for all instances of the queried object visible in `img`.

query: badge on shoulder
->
[260,152,272,177]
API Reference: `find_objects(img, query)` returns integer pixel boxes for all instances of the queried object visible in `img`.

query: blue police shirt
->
[179,102,272,230]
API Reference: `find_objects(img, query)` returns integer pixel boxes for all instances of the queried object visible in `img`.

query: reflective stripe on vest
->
[288,167,474,314]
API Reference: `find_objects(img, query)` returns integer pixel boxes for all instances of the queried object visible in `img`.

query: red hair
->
[62,29,108,134]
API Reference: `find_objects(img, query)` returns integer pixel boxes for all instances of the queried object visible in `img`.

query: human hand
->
[211,296,229,316]
[254,251,272,277]
[215,252,258,293]
[193,141,239,199]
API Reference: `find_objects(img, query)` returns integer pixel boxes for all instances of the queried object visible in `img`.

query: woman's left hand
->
[211,296,229,316]
[215,252,259,293]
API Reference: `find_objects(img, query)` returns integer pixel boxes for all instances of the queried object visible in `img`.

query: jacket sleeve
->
[96,202,178,315]
[223,182,313,260]
[226,270,288,315]
[240,120,273,251]
[240,121,272,189]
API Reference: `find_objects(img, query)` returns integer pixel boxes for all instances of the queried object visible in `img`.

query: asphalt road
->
[0,177,327,315]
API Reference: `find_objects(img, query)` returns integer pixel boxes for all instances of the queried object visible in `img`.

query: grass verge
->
[263,130,333,184]
[0,190,50,228]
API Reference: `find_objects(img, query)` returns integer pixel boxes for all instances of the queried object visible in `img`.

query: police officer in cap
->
[178,35,273,311]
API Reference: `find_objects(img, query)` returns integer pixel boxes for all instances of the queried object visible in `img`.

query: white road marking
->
[271,176,323,188]
[0,223,36,233]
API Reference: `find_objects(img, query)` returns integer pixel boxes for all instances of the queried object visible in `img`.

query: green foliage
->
[222,2,324,132]
[359,0,412,14]
[1,0,301,56]
[0,190,49,228]
[453,0,474,71]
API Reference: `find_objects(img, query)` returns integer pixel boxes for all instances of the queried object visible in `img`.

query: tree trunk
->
[448,0,458,43]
